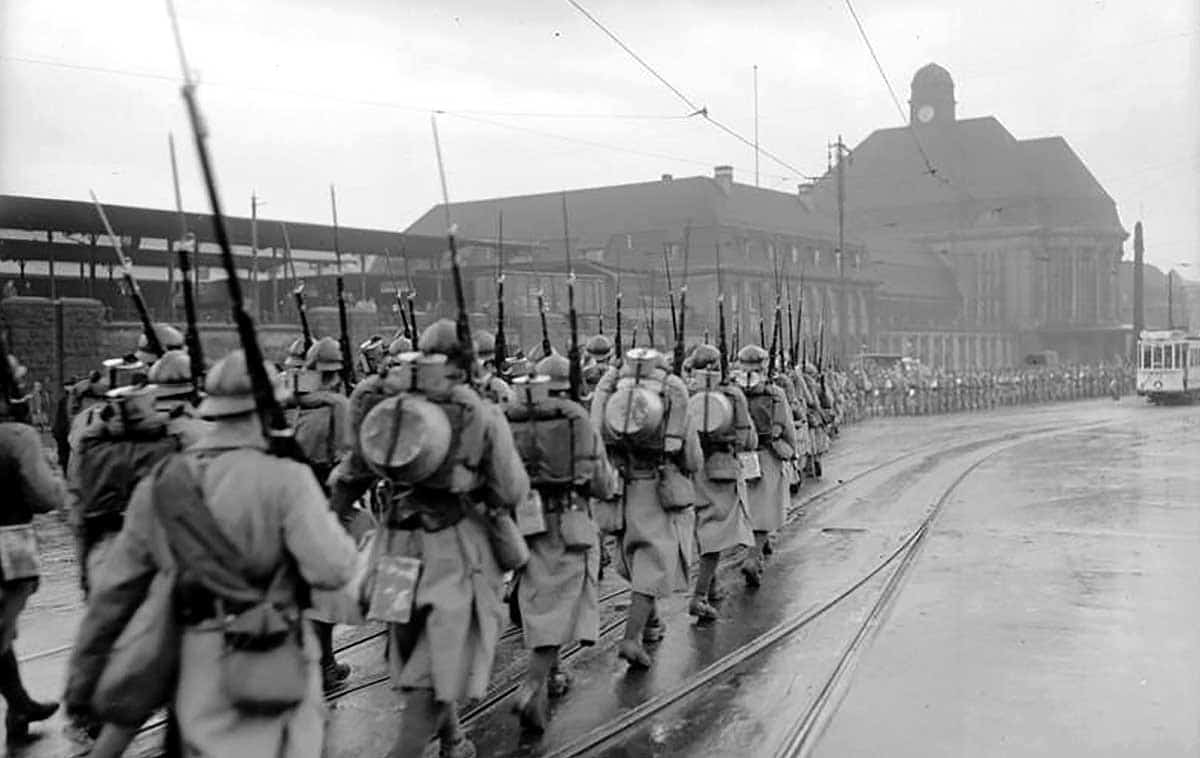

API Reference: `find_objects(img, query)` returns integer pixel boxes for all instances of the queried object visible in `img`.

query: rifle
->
[537,290,552,358]
[717,294,729,383]
[329,185,356,389]
[673,225,690,377]
[168,132,205,395]
[430,115,474,370]
[168,0,295,455]
[614,291,623,359]
[90,191,163,358]
[663,244,678,345]
[767,297,781,377]
[382,246,407,334]
[400,242,418,338]
[279,223,313,350]
[494,211,508,372]
[561,193,581,401]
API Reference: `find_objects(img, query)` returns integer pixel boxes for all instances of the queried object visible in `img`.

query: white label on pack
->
[515,490,548,537]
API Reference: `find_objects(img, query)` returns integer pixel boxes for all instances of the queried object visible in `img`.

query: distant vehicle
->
[1024,350,1060,366]
[1136,330,1200,404]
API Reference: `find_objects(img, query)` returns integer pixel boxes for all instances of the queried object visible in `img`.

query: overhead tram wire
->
[439,109,795,184]
[0,54,693,122]
[841,0,974,201]
[564,0,820,182]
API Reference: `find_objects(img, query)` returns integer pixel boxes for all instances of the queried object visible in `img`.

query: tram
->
[1136,330,1200,404]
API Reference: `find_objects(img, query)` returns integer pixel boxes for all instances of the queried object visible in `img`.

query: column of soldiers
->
[845,361,1135,419]
[9,305,850,756]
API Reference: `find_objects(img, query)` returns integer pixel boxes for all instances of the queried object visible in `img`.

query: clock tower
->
[909,63,956,126]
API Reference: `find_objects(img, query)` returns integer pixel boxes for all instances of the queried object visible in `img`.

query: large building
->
[812,63,1128,367]
[405,168,873,356]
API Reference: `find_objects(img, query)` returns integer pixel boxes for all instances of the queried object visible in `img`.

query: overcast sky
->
[2,0,1197,271]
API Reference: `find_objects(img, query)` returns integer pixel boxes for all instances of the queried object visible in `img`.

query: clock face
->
[917,105,935,123]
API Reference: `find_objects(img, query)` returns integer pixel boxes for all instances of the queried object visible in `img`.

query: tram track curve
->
[538,420,1114,758]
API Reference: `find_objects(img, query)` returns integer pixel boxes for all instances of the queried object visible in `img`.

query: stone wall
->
[0,296,105,390]
[0,295,399,399]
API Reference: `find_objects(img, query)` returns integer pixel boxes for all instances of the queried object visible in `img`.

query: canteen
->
[687,390,733,436]
[358,394,451,483]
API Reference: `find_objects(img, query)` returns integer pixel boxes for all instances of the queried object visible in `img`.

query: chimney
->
[713,165,733,193]
[661,173,673,182]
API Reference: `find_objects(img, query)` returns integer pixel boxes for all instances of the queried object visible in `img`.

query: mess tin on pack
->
[603,347,667,444]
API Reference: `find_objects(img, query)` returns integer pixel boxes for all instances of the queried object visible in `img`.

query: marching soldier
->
[685,345,755,620]
[357,335,387,377]
[283,336,354,692]
[133,323,185,366]
[67,351,206,597]
[505,353,617,731]
[0,359,67,744]
[583,334,614,399]
[66,350,357,758]
[329,319,530,758]
[473,330,513,406]
[738,345,796,586]
[591,347,701,667]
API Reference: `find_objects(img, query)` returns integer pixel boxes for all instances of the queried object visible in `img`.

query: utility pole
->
[250,192,259,322]
[1167,269,1174,330]
[1132,221,1144,361]
[834,134,847,361]
[753,64,760,188]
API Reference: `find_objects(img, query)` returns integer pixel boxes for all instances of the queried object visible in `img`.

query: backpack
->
[745,387,778,449]
[153,454,308,715]
[600,353,687,455]
[288,403,337,468]
[74,422,183,522]
[506,396,600,488]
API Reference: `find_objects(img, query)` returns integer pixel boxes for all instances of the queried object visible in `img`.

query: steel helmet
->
[690,344,722,372]
[136,324,185,363]
[585,334,613,359]
[306,336,343,372]
[197,350,284,418]
[535,353,571,391]
[418,319,465,358]
[473,330,496,358]
[737,344,767,367]
[147,350,193,399]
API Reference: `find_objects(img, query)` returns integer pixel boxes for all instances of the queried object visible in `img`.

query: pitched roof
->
[808,117,1123,235]
[404,175,842,260]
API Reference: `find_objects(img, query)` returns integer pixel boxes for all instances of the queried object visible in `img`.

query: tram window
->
[1150,345,1161,368]
[1142,345,1152,368]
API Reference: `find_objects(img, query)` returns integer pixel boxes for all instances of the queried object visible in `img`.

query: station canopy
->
[0,194,514,272]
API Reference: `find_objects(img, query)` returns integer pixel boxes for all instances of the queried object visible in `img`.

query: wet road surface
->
[14,397,1188,757]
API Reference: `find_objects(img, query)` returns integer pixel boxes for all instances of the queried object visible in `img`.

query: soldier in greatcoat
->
[737,345,796,586]
[506,353,617,731]
[65,350,357,758]
[590,348,702,668]
[0,374,66,743]
[283,337,355,692]
[685,345,755,620]
[473,330,514,406]
[329,319,530,758]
